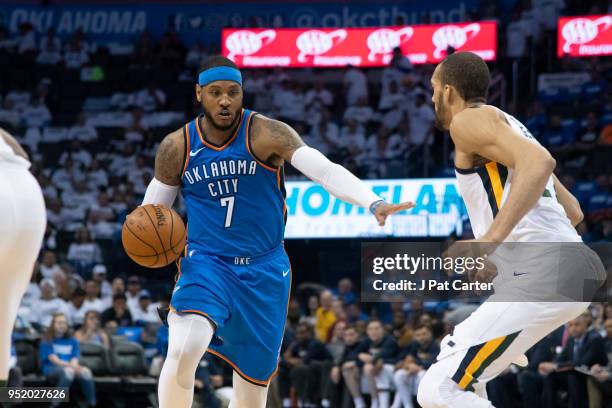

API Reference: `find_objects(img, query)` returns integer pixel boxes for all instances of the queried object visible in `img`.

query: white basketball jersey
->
[455,109,581,243]
[0,134,30,167]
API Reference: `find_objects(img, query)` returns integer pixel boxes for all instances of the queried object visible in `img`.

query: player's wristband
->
[369,199,385,214]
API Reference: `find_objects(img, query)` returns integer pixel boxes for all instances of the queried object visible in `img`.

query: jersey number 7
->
[220,196,235,228]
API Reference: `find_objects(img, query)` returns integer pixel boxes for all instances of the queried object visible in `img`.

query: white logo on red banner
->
[561,16,612,53]
[222,22,497,67]
[296,29,347,62]
[225,29,277,60]
[432,23,480,58]
[366,27,414,62]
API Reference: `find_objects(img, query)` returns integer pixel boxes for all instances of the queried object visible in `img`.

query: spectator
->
[185,41,208,68]
[304,79,333,127]
[342,319,399,408]
[111,277,125,296]
[306,110,340,157]
[16,22,36,56]
[37,28,62,65]
[540,312,608,408]
[5,81,30,111]
[101,293,133,327]
[378,80,407,131]
[59,139,93,168]
[21,98,51,128]
[364,125,404,177]
[82,280,109,315]
[335,278,357,305]
[64,37,89,69]
[86,160,108,190]
[344,66,368,106]
[66,287,87,326]
[39,313,96,408]
[126,275,142,311]
[326,324,363,407]
[67,112,98,142]
[39,250,63,279]
[588,317,612,407]
[66,227,102,273]
[316,290,337,343]
[282,322,332,406]
[344,95,375,126]
[131,290,159,325]
[31,278,71,328]
[92,264,112,300]
[301,295,319,327]
[51,158,83,192]
[75,310,110,348]
[506,8,532,59]
[392,324,440,408]
[21,264,42,311]
[339,119,367,166]
[135,82,166,112]
[273,79,305,126]
[407,93,435,148]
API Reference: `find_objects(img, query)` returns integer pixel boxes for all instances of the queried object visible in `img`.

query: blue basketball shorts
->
[170,244,291,386]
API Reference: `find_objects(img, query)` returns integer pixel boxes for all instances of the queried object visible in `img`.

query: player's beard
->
[203,107,241,131]
[434,93,448,131]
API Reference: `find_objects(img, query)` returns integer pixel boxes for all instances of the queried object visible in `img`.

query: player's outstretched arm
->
[142,129,184,207]
[450,107,556,242]
[552,174,583,226]
[250,116,413,226]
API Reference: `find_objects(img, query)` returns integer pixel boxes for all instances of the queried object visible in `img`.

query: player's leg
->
[158,312,214,408]
[0,165,45,385]
[417,301,588,408]
[229,371,269,408]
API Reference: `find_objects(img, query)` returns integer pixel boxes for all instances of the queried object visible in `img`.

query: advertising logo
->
[561,16,612,53]
[225,29,277,60]
[366,27,414,62]
[296,29,347,62]
[432,23,480,58]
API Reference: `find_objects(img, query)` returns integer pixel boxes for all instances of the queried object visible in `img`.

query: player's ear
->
[195,85,202,103]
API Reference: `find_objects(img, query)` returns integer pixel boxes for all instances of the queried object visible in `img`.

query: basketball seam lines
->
[169,208,175,254]
[124,222,160,267]
[142,206,169,266]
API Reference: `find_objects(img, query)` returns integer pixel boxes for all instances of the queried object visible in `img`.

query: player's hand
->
[373,201,415,226]
[443,239,498,286]
[538,362,557,376]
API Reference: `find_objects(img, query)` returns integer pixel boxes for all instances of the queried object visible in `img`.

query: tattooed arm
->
[141,128,184,206]
[250,115,413,225]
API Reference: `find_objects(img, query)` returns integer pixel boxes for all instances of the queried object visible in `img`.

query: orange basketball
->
[121,204,186,268]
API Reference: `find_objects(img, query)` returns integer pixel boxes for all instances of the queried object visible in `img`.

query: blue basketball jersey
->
[180,109,286,257]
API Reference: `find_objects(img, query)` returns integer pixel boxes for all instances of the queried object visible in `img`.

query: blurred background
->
[0,0,610,407]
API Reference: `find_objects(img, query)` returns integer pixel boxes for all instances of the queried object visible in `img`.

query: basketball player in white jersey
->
[0,128,46,387]
[416,52,603,407]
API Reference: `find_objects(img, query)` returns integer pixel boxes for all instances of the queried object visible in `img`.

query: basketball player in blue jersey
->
[141,56,413,408]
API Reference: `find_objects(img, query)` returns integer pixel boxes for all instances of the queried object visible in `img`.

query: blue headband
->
[198,66,242,87]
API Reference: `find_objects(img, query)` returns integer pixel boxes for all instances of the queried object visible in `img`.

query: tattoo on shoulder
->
[264,118,304,150]
[498,110,510,125]
[155,132,182,185]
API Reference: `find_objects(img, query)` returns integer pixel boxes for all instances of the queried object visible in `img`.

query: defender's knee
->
[416,370,444,408]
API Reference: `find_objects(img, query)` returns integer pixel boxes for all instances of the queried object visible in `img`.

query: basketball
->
[121,204,186,268]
